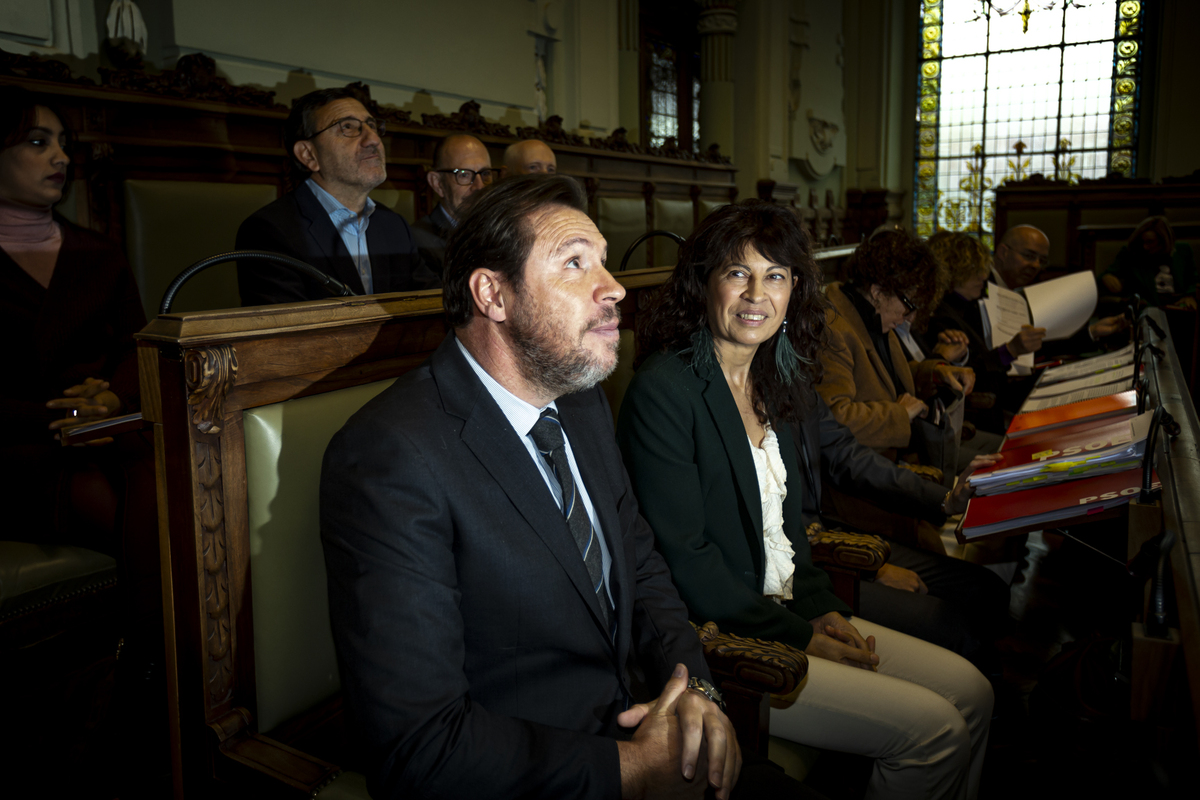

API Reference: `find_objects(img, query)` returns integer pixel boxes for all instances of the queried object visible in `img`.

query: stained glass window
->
[648,46,680,148]
[914,0,1144,247]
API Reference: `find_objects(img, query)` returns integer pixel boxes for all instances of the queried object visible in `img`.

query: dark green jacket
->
[616,350,849,651]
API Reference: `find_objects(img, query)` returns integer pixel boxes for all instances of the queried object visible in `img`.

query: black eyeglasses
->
[435,167,496,186]
[897,291,917,314]
[312,116,385,139]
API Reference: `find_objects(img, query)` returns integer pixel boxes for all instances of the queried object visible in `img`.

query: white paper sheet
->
[1019,384,1125,412]
[982,282,1034,374]
[1036,343,1136,385]
[1025,365,1135,399]
[1024,271,1099,341]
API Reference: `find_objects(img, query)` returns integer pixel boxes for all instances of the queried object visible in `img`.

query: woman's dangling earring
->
[775,318,804,384]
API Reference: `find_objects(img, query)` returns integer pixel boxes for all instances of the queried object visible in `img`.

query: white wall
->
[0,0,622,137]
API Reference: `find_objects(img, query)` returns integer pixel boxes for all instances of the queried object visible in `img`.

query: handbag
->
[908,394,959,489]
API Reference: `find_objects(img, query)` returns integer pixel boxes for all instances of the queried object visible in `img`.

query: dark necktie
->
[529,408,614,636]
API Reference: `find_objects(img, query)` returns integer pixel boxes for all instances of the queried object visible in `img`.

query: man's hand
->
[1089,314,1130,339]
[47,378,121,444]
[933,329,970,363]
[944,453,1002,516]
[933,363,975,395]
[874,563,928,594]
[1101,274,1123,294]
[1006,325,1046,356]
[805,612,878,671]
[617,664,741,800]
[898,393,928,422]
[1177,296,1198,310]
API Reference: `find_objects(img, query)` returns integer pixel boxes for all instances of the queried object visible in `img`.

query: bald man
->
[413,134,495,272]
[503,139,557,176]
[992,225,1050,290]
[989,224,1127,363]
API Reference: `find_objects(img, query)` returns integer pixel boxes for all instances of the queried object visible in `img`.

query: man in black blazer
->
[236,88,440,306]
[411,133,494,273]
[322,175,819,800]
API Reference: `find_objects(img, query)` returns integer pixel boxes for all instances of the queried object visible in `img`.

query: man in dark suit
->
[321,175,817,800]
[236,88,440,306]
[411,133,494,272]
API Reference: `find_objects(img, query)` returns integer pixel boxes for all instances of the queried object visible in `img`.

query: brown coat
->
[818,282,923,451]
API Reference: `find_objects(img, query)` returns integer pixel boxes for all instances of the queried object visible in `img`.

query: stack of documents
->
[970,412,1151,496]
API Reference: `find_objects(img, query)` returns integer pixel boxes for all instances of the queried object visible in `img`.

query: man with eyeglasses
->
[413,134,496,273]
[237,88,440,306]
[991,224,1127,351]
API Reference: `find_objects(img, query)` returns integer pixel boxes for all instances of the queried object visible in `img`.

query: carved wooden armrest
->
[693,621,808,696]
[968,391,997,410]
[805,523,890,572]
[897,461,944,485]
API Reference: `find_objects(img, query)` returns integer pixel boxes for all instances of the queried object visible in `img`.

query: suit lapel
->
[700,371,765,569]
[294,185,367,294]
[435,338,616,646]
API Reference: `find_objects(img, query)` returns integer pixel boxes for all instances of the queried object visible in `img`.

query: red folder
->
[1002,412,1138,451]
[979,415,1142,478]
[959,466,1157,540]
[1005,390,1138,440]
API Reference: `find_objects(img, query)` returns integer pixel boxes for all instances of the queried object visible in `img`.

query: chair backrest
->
[242,378,395,733]
[599,196,648,271]
[368,188,416,224]
[124,180,278,318]
[653,198,694,266]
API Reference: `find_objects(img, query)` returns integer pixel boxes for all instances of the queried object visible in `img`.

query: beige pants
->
[770,617,993,800]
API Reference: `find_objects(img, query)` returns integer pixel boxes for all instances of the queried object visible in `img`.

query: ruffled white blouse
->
[748,426,795,602]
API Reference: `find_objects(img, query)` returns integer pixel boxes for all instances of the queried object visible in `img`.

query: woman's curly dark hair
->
[637,199,828,426]
[840,229,947,330]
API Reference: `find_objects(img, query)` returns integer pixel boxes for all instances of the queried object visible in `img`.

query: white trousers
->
[770,617,993,800]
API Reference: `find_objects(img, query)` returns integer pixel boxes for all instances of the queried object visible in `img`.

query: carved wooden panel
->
[185,346,239,435]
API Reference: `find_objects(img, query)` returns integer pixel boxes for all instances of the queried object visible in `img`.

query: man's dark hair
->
[638,200,828,426]
[841,229,947,330]
[443,174,588,328]
[284,87,369,187]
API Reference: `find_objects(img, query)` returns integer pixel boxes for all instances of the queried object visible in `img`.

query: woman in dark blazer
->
[617,201,993,800]
[0,86,146,550]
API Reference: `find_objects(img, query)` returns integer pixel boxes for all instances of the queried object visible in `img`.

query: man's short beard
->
[507,302,621,399]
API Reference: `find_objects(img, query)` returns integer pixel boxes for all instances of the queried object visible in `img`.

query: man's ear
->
[469,268,508,323]
[294,140,319,174]
[426,169,446,199]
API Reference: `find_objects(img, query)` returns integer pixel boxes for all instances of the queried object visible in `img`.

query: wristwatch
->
[687,676,726,711]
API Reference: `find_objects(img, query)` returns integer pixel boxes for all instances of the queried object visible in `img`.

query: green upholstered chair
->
[367,188,416,224]
[700,199,729,222]
[652,197,694,267]
[598,196,648,271]
[242,379,397,798]
[124,180,278,319]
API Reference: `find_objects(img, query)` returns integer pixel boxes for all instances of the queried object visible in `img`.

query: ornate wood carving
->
[806,523,890,572]
[209,707,251,743]
[346,81,412,128]
[185,346,239,435]
[0,47,95,85]
[196,437,234,707]
[589,127,645,155]
[99,53,284,110]
[515,115,586,146]
[693,621,809,695]
[421,100,514,137]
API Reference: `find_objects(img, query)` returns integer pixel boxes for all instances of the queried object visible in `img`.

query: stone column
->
[698,1,738,156]
[617,0,641,144]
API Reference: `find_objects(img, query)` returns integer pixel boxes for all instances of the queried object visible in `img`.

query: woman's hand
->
[874,563,928,594]
[47,378,121,444]
[932,363,976,395]
[1101,274,1123,294]
[943,453,1003,516]
[898,393,928,422]
[805,612,878,670]
[932,330,970,363]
